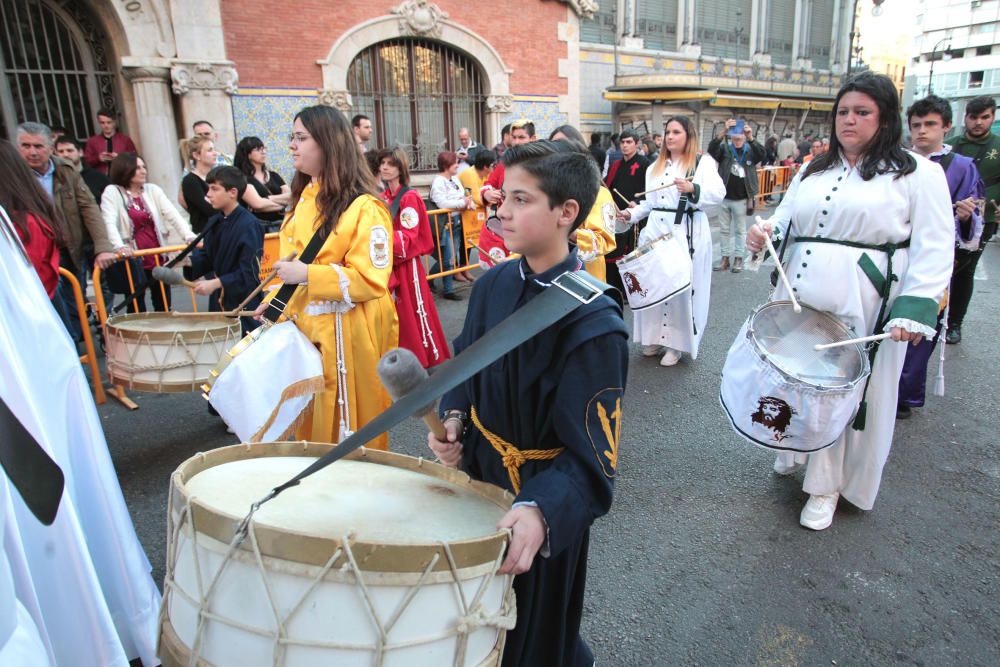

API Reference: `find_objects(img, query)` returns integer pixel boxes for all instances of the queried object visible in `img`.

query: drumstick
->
[150,265,198,289]
[814,332,892,351]
[376,348,450,448]
[227,251,297,316]
[634,177,693,198]
[759,226,801,313]
[612,188,632,206]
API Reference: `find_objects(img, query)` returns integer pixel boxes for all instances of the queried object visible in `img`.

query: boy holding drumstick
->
[428,141,629,667]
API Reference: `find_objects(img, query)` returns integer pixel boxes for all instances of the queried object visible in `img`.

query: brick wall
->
[221,0,567,95]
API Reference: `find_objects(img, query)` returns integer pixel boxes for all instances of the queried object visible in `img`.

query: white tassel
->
[933,302,949,397]
[411,258,440,361]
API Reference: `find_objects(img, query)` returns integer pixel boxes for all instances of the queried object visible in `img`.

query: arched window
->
[348,39,486,171]
[0,0,119,141]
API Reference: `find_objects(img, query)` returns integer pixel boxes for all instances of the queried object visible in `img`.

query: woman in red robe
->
[377,148,451,368]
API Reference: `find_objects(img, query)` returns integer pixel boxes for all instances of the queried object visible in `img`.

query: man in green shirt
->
[945,95,1000,344]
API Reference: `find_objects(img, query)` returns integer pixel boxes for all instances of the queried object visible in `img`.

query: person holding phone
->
[708,118,765,272]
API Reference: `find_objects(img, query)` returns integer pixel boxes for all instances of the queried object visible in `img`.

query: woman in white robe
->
[618,116,726,365]
[746,72,954,530]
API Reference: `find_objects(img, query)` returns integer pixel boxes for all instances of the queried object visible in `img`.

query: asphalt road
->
[98,223,998,666]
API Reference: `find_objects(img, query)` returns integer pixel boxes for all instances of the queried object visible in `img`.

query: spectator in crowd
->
[458,148,495,253]
[493,123,512,157]
[0,140,67,312]
[430,150,474,299]
[709,118,766,273]
[102,152,195,312]
[802,138,824,164]
[181,135,222,233]
[352,114,373,152]
[642,137,658,160]
[233,136,289,230]
[55,136,110,204]
[653,132,663,153]
[764,136,779,166]
[944,94,1000,345]
[602,132,623,179]
[455,127,484,174]
[796,131,814,164]
[777,132,797,162]
[192,120,233,165]
[50,124,68,142]
[17,121,120,341]
[588,132,607,168]
[83,108,137,177]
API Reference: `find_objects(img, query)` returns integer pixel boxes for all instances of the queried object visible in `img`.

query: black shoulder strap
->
[262,195,362,322]
[937,152,960,199]
[389,186,413,221]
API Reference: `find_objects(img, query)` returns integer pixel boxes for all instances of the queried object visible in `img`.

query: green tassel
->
[852,401,868,430]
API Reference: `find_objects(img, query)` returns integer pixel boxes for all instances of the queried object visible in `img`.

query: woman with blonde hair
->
[180,135,219,233]
[253,105,397,448]
[617,116,725,366]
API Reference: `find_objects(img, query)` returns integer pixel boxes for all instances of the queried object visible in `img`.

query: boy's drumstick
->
[612,188,632,206]
[228,251,297,315]
[757,218,801,314]
[814,332,892,351]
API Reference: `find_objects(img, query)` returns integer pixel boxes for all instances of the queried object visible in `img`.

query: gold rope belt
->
[470,406,563,494]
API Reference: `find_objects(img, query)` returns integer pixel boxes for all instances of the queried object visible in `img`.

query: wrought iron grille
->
[348,39,486,171]
[0,0,118,141]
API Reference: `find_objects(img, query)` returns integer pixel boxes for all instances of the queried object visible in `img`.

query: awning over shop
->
[603,89,717,103]
[710,95,780,109]
[604,86,834,111]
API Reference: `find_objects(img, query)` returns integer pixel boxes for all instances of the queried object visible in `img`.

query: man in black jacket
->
[708,118,765,272]
[603,129,650,294]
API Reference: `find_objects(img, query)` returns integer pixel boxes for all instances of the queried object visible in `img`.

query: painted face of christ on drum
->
[750,396,797,442]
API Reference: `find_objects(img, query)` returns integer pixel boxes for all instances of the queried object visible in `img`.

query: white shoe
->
[773,456,804,475]
[800,492,840,531]
[641,344,664,357]
[659,348,681,366]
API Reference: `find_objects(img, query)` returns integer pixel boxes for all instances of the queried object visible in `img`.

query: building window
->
[767,0,796,66]
[347,39,485,172]
[969,70,984,88]
[0,0,119,141]
[976,45,992,56]
[636,0,679,51]
[807,0,834,69]
[696,0,751,60]
[582,5,617,45]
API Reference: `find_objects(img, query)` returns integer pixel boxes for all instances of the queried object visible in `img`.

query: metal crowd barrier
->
[58,267,105,405]
[755,165,797,208]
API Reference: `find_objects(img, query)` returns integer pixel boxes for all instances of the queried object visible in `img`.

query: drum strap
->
[793,234,912,430]
[0,396,64,526]
[236,270,615,533]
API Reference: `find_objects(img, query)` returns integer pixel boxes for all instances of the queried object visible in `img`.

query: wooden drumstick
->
[634,177,693,198]
[612,188,632,206]
[376,347,449,443]
[227,251,297,316]
[814,332,892,351]
[758,220,801,314]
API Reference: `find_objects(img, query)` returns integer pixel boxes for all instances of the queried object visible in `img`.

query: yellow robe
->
[275,185,398,449]
[576,186,617,281]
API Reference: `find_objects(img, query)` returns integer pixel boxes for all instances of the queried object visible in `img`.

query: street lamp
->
[928,37,952,94]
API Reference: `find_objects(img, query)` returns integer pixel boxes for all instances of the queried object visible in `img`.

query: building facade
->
[903,0,1000,121]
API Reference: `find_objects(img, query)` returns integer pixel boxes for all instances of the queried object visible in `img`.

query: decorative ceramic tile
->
[231,93,317,181]
[504,99,567,139]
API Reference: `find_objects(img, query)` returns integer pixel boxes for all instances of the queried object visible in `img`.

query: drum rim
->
[106,311,240,342]
[747,300,870,388]
[172,443,514,573]
[108,373,207,393]
[617,232,674,263]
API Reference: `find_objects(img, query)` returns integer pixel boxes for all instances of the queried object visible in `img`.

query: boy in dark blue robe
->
[429,141,629,667]
[185,166,265,334]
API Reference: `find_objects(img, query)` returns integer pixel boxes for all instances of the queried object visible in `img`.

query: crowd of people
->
[0,69,995,666]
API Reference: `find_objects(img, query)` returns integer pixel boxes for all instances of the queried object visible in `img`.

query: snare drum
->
[105,312,241,392]
[720,301,870,453]
[159,443,516,667]
[615,233,691,310]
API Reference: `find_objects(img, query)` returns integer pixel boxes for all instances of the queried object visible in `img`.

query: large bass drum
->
[720,301,870,453]
[614,233,691,310]
[159,443,516,667]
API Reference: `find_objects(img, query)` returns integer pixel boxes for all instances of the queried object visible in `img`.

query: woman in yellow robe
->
[259,105,398,448]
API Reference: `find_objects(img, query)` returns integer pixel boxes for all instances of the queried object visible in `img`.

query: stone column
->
[485,94,514,150]
[122,65,182,203]
[171,61,240,157]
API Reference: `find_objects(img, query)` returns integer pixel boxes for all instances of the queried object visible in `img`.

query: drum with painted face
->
[159,443,516,667]
[719,301,871,452]
[614,232,691,311]
[105,312,241,393]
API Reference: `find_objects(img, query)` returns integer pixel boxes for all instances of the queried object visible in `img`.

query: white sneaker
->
[659,348,681,366]
[641,344,664,357]
[800,492,840,531]
[773,456,804,475]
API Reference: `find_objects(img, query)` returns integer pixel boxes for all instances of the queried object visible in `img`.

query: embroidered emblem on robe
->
[587,388,623,477]
[602,202,616,235]
[400,207,419,229]
[370,225,390,268]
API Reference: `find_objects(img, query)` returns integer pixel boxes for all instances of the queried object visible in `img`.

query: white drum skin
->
[159,443,515,667]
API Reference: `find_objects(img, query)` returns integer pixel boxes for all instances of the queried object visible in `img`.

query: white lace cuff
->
[330,264,354,309]
[883,318,937,338]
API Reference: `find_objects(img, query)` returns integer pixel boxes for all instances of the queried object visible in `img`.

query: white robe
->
[0,208,162,666]
[766,153,954,509]
[629,154,726,357]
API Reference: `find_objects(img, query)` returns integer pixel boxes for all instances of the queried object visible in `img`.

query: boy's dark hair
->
[192,119,214,130]
[501,140,599,231]
[351,114,370,128]
[619,129,640,143]
[965,95,996,116]
[907,95,953,127]
[500,123,511,139]
[473,149,496,171]
[206,165,247,197]
[96,107,116,120]
[54,136,81,149]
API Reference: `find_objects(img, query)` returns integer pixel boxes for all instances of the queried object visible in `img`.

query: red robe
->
[382,187,451,368]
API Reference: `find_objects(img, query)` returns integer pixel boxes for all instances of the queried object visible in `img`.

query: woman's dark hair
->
[287,105,379,238]
[109,152,143,188]
[0,139,66,245]
[234,136,266,180]
[473,149,496,171]
[548,124,588,151]
[802,71,915,182]
[437,151,458,173]
[376,147,411,187]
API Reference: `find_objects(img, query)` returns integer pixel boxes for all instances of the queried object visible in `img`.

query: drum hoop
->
[172,443,514,573]
[108,373,207,393]
[746,300,870,388]
[200,324,268,396]
[618,233,675,263]
[106,312,239,343]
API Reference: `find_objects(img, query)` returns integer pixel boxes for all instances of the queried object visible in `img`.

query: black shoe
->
[896,405,911,420]
[442,291,463,301]
[946,325,961,345]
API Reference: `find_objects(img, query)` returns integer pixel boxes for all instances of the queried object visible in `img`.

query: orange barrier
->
[260,232,280,282]
[755,165,796,208]
[425,207,482,281]
[58,267,105,406]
